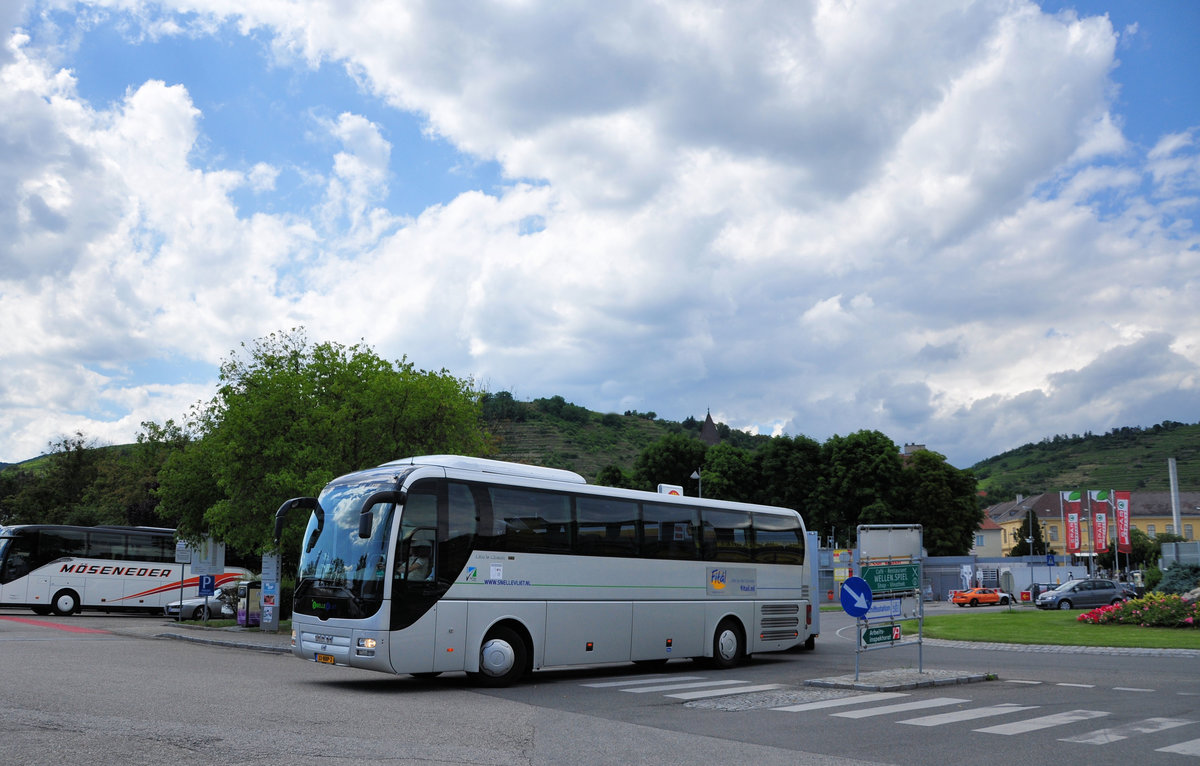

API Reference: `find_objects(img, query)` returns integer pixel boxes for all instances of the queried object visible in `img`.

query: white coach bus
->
[275,455,815,686]
[0,524,247,615]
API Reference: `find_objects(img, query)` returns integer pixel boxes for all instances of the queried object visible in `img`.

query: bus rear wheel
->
[469,626,528,688]
[51,589,80,616]
[710,618,744,669]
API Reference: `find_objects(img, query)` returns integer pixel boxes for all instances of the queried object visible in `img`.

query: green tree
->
[593,464,634,488]
[749,435,822,512]
[1007,508,1047,557]
[80,421,193,527]
[155,329,488,556]
[633,433,707,494]
[700,443,754,501]
[0,433,102,525]
[813,430,902,547]
[897,449,980,556]
[1098,529,1185,571]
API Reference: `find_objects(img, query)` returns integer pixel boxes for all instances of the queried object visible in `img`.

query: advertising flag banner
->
[1114,490,1132,553]
[1062,490,1082,553]
[1089,489,1110,554]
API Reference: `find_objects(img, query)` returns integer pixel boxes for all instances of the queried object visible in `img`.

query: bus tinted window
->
[575,496,638,556]
[753,512,805,564]
[127,535,173,563]
[488,487,572,553]
[440,482,479,582]
[39,528,87,565]
[88,531,126,560]
[641,503,699,560]
[702,509,752,562]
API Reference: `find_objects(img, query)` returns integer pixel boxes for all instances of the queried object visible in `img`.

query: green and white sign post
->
[853,524,924,681]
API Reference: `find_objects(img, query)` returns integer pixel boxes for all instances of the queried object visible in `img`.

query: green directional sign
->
[860,563,920,593]
[862,624,901,645]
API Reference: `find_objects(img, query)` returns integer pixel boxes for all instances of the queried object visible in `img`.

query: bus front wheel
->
[51,589,80,616]
[470,626,528,687]
[710,618,744,669]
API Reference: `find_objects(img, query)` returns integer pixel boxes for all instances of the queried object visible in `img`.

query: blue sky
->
[1,1,1197,470]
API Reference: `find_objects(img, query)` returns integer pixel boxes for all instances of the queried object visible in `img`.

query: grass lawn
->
[922,608,1200,650]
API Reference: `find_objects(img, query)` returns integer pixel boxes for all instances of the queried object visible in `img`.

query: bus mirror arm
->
[358,490,406,539]
[274,497,323,544]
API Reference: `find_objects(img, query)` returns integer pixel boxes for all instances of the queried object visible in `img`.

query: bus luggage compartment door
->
[543,602,632,666]
[433,601,467,671]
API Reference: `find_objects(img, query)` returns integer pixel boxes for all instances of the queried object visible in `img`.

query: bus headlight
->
[356,636,377,657]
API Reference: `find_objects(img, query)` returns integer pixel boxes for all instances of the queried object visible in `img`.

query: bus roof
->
[377,455,802,523]
[380,455,587,485]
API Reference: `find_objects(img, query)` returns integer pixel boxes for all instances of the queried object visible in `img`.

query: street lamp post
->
[690,469,702,499]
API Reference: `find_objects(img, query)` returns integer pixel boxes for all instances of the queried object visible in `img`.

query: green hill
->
[971,421,1200,498]
[481,393,767,480]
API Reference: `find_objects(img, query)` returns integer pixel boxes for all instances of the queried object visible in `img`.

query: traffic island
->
[804,667,992,691]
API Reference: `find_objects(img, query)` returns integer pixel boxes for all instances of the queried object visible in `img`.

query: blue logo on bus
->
[465,566,478,582]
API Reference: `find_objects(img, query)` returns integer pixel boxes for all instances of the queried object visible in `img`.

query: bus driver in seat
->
[404,544,432,581]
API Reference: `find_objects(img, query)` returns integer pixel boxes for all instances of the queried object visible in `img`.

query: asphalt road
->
[1,606,1198,765]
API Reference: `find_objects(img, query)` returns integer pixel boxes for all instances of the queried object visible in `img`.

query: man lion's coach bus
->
[275,455,815,686]
[0,524,247,615]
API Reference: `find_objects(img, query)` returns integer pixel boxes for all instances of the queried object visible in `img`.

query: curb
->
[153,631,292,654]
[805,669,991,692]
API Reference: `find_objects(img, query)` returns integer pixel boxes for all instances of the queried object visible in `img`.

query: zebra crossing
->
[579,672,1200,756]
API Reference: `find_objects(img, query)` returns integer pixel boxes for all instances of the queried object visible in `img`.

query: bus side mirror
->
[274,497,322,544]
[358,490,406,539]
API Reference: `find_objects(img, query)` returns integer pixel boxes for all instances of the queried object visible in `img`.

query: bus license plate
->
[315,653,335,665]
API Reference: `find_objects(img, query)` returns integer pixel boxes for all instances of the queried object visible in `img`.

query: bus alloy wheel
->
[51,589,79,616]
[473,626,527,687]
[711,619,744,669]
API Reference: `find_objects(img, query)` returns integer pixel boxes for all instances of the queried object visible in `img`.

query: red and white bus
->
[0,524,248,615]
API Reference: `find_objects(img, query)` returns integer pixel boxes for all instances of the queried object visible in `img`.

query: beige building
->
[983,491,1200,557]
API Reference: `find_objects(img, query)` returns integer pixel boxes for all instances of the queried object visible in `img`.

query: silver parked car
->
[1035,578,1126,610]
[165,586,237,620]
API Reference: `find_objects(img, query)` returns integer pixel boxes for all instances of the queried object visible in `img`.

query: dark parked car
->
[1035,578,1126,610]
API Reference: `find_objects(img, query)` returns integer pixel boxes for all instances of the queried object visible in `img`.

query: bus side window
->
[641,504,699,560]
[489,487,572,553]
[575,496,638,557]
[702,509,752,562]
[753,512,805,565]
[438,482,479,583]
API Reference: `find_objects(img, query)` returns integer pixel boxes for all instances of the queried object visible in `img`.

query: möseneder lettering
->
[58,563,171,577]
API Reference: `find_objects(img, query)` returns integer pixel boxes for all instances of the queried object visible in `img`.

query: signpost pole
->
[854,524,925,673]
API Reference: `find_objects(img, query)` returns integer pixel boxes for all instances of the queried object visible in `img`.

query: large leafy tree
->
[633,433,708,494]
[154,329,488,556]
[0,433,102,525]
[700,443,754,501]
[749,434,822,512]
[812,430,902,547]
[898,449,980,556]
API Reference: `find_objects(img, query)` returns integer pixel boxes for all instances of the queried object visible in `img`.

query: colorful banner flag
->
[1061,490,1081,554]
[1114,490,1132,553]
[1089,489,1110,554]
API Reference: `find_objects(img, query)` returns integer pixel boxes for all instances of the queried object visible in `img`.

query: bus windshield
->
[294,469,408,620]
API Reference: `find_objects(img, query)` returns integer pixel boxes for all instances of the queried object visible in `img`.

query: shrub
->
[1077,593,1199,628]
[1157,563,1200,595]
